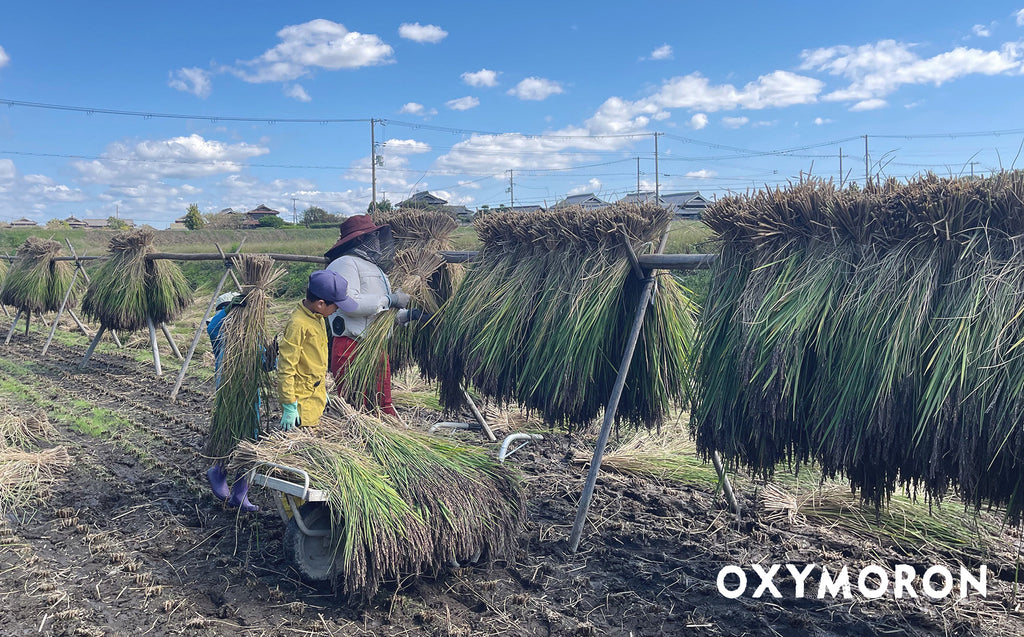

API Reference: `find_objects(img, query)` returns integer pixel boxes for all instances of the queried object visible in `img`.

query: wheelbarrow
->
[246,462,336,584]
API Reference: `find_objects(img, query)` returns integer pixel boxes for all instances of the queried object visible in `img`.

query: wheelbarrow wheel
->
[283,502,335,584]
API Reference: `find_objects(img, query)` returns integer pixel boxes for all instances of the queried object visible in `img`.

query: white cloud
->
[722,116,750,128]
[462,68,499,87]
[434,133,603,175]
[0,45,9,69]
[230,19,393,83]
[688,113,709,129]
[1017,9,1024,26]
[73,134,269,183]
[285,84,311,102]
[398,23,448,44]
[568,178,602,195]
[507,77,564,101]
[168,67,212,98]
[850,98,887,111]
[649,44,673,60]
[0,160,87,220]
[972,24,991,37]
[400,102,425,115]
[800,39,1024,103]
[686,169,717,179]
[446,96,479,110]
[381,139,430,154]
[813,117,832,125]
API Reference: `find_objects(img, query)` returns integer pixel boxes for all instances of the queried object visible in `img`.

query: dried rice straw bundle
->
[0,238,76,316]
[82,228,192,331]
[205,254,282,460]
[426,202,695,431]
[0,446,71,513]
[0,410,56,449]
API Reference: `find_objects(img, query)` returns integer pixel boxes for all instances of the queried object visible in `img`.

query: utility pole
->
[654,133,661,202]
[864,134,870,189]
[507,169,514,207]
[969,161,979,179]
[292,198,297,224]
[637,157,641,196]
[839,148,845,188]
[370,119,377,213]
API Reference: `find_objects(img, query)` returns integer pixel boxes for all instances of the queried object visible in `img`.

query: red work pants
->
[329,336,398,417]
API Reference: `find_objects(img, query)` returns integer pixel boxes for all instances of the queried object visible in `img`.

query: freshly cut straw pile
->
[692,172,1024,521]
[205,255,281,459]
[340,209,464,408]
[0,447,71,513]
[0,238,75,315]
[81,228,192,331]
[426,203,694,431]
[233,401,524,598]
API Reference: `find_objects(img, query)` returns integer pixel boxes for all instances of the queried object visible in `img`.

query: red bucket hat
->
[325,214,385,261]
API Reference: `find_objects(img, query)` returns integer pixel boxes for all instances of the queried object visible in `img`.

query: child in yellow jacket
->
[277,270,357,429]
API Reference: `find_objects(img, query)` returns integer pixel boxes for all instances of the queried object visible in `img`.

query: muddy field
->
[0,331,1023,636]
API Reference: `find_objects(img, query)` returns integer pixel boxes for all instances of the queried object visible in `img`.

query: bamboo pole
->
[4,309,23,345]
[79,326,106,369]
[569,230,671,553]
[67,310,92,338]
[461,389,497,442]
[63,240,96,338]
[160,323,183,360]
[42,267,80,356]
[110,330,123,348]
[23,312,30,337]
[147,316,162,377]
[169,268,231,401]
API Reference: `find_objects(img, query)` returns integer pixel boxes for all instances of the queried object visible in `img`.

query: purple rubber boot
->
[206,464,229,500]
[228,477,259,512]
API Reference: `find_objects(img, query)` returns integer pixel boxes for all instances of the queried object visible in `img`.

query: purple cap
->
[308,270,358,312]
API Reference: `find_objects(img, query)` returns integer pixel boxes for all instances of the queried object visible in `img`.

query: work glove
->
[386,290,411,309]
[281,402,300,431]
[397,308,429,325]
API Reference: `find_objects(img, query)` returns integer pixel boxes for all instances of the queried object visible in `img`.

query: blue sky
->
[2,2,1024,227]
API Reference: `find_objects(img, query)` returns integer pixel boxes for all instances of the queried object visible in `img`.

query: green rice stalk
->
[336,309,399,413]
[205,255,282,459]
[233,430,431,598]
[82,228,192,331]
[425,203,694,431]
[0,238,76,316]
[692,172,1024,522]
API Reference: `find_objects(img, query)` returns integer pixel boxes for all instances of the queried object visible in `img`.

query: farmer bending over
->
[278,269,357,430]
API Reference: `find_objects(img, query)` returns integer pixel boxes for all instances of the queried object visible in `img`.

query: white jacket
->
[326,255,393,338]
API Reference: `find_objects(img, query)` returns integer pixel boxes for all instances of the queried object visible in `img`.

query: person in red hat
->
[324,214,414,416]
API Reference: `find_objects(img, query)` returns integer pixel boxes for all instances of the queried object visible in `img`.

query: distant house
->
[244,204,281,226]
[552,193,609,211]
[660,192,710,219]
[9,217,39,227]
[398,191,448,208]
[64,216,87,229]
[617,191,710,219]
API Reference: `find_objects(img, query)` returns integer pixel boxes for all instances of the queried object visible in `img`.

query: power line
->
[0,99,367,124]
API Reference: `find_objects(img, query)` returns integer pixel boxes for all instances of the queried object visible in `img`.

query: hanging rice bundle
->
[205,254,282,460]
[425,203,695,431]
[691,171,1024,521]
[232,402,524,597]
[81,228,192,331]
[0,238,75,316]
[339,209,464,408]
